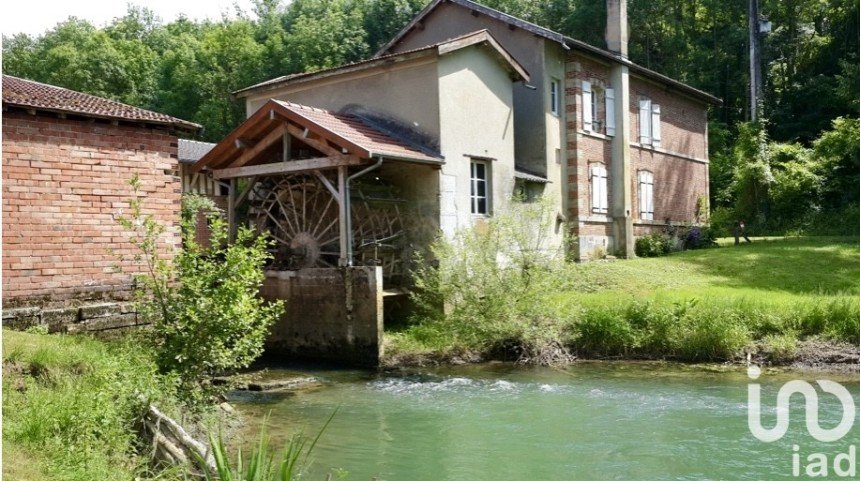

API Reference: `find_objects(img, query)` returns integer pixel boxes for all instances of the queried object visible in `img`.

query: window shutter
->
[592,166,608,214]
[582,81,593,132]
[651,104,662,147]
[639,98,651,144]
[605,88,616,136]
[638,172,654,220]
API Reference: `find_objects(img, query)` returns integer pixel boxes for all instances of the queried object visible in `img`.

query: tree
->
[117,177,284,403]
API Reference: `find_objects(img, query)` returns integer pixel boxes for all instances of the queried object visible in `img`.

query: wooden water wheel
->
[252,173,406,283]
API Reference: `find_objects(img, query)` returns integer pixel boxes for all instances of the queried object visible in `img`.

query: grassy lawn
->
[386,236,860,363]
[565,236,860,306]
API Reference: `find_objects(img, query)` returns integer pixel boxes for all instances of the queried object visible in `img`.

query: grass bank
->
[385,237,860,365]
[2,330,180,481]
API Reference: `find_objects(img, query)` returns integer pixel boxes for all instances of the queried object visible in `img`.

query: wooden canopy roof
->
[192,99,443,179]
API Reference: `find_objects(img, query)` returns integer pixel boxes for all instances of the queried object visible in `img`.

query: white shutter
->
[639,98,651,144]
[639,171,654,220]
[582,81,593,132]
[605,87,616,136]
[592,166,608,214]
[651,104,662,147]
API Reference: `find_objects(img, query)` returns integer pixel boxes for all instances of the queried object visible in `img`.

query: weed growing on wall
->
[117,176,284,403]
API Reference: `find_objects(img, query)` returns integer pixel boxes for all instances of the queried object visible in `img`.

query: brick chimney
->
[605,0,628,57]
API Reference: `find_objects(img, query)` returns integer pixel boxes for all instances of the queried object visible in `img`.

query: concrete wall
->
[2,301,143,334]
[387,1,549,172]
[245,57,441,143]
[437,45,517,236]
[2,111,181,303]
[260,267,383,366]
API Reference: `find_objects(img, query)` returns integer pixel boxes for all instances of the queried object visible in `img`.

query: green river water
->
[231,363,860,481]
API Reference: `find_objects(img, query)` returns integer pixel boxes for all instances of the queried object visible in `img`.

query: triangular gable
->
[192,100,442,178]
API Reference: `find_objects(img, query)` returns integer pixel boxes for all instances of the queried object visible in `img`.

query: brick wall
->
[564,52,710,252]
[2,111,181,304]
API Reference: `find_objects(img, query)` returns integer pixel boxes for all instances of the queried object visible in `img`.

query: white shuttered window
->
[639,171,654,220]
[605,87,616,136]
[591,165,608,214]
[582,81,593,132]
[639,98,652,144]
[651,104,662,146]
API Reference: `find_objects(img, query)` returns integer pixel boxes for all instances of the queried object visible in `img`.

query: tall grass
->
[2,330,180,481]
[396,230,860,364]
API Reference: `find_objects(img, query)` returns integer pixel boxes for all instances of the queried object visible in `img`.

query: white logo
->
[747,365,856,443]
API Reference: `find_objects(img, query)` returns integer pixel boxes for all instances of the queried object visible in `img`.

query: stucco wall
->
[245,57,441,142]
[387,1,548,171]
[2,111,181,303]
[437,45,517,236]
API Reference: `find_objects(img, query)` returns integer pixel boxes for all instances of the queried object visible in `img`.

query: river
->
[231,362,860,481]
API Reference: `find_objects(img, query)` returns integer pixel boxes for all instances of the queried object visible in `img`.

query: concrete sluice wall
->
[260,266,384,366]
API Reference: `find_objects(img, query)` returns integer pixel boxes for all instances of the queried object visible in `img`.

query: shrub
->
[117,177,284,403]
[634,233,670,257]
[573,308,638,357]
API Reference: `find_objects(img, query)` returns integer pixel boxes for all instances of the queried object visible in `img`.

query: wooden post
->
[228,178,238,243]
[337,166,348,266]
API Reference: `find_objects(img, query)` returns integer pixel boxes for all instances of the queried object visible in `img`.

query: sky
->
[2,0,257,37]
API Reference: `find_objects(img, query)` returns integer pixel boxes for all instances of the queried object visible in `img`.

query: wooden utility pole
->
[748,0,763,122]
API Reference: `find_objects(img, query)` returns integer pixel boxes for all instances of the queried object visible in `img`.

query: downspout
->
[345,156,384,265]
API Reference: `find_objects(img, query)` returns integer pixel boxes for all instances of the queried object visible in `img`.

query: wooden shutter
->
[605,88,616,136]
[651,104,662,147]
[639,98,651,144]
[592,165,608,214]
[582,81,593,132]
[639,171,654,220]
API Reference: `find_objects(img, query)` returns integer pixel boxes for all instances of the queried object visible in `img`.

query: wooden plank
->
[283,122,354,159]
[228,123,290,169]
[213,156,365,179]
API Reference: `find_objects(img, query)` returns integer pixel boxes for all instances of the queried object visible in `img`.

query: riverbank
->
[385,237,860,370]
[2,329,189,481]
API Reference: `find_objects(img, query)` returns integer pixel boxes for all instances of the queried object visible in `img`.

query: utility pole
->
[748,0,762,122]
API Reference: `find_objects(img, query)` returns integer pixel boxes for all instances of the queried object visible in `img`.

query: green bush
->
[117,177,284,403]
[634,233,670,257]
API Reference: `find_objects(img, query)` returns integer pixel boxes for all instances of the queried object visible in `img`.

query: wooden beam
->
[228,123,289,169]
[227,178,238,243]
[284,123,355,159]
[233,176,259,209]
[213,156,365,179]
[337,166,348,266]
[282,132,291,162]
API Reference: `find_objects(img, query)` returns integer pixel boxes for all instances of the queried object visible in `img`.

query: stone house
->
[2,75,200,314]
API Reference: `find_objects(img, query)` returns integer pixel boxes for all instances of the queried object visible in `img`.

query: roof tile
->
[2,75,200,131]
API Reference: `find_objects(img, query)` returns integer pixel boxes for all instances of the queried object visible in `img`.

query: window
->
[605,87,616,136]
[550,79,560,115]
[470,160,490,215]
[638,171,654,220]
[582,81,593,131]
[638,97,662,146]
[591,165,608,214]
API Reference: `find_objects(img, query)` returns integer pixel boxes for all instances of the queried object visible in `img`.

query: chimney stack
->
[605,0,628,57]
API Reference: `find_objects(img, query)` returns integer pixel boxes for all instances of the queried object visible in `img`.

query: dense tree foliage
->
[2,0,858,231]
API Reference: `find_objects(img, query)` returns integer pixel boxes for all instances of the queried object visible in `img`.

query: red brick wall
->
[2,111,181,303]
[565,52,710,241]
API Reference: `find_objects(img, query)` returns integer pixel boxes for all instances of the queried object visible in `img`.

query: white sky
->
[2,0,257,37]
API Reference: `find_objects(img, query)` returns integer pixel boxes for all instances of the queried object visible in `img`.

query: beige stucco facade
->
[240,39,523,243]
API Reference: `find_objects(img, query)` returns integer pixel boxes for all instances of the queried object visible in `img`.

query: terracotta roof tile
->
[273,100,442,163]
[2,75,201,131]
